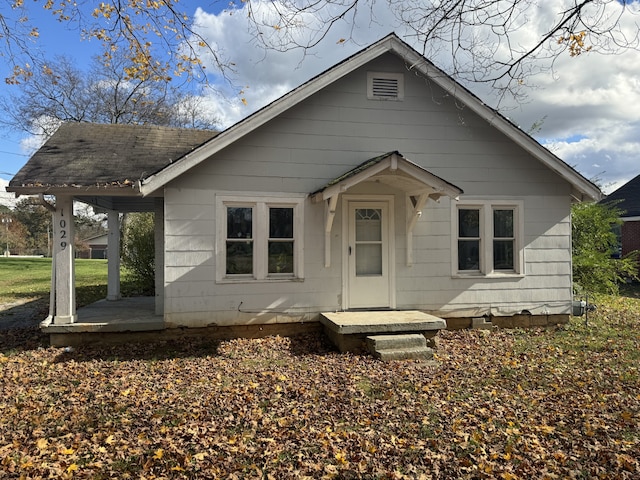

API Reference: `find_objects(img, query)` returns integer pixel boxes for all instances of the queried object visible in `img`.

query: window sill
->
[452,272,524,279]
[217,277,304,284]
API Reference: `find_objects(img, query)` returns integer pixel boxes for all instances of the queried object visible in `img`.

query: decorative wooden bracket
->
[406,193,430,266]
[324,195,338,267]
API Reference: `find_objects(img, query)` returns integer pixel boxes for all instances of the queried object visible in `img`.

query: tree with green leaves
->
[121,212,155,294]
[572,201,638,295]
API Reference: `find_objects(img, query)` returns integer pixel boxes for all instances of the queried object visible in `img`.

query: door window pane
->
[355,208,383,275]
[355,209,382,241]
[356,244,382,275]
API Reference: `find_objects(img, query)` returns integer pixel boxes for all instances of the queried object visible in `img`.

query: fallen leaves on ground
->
[0,295,638,479]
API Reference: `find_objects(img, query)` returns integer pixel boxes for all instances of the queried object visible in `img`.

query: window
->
[453,200,523,276]
[217,195,304,281]
[367,72,404,100]
[226,207,253,275]
[268,207,294,274]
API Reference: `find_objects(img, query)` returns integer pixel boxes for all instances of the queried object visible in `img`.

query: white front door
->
[347,201,391,309]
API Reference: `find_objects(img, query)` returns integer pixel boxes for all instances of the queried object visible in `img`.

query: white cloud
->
[0,179,17,208]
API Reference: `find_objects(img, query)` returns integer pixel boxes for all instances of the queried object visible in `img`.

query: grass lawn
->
[0,257,141,307]
[0,260,638,478]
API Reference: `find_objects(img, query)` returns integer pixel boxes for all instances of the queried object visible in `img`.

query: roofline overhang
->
[6,185,145,197]
[140,34,602,202]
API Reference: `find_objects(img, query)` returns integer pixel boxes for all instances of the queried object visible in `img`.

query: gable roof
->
[8,123,216,194]
[601,173,640,217]
[140,33,602,202]
[311,151,463,202]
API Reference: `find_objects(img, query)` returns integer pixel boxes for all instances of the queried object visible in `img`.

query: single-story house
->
[7,34,602,345]
[601,173,640,259]
[77,233,109,259]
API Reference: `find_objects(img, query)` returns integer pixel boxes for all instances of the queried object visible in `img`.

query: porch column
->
[154,198,164,316]
[52,195,77,324]
[106,210,121,301]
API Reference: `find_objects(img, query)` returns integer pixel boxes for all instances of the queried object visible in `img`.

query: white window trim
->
[451,199,524,278]
[367,71,404,100]
[216,193,305,283]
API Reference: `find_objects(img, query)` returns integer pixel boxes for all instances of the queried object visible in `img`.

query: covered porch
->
[6,123,217,342]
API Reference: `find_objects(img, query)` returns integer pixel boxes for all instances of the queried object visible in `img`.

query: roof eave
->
[6,184,144,197]
[384,41,602,202]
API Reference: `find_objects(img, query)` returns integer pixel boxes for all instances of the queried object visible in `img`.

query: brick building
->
[603,173,640,259]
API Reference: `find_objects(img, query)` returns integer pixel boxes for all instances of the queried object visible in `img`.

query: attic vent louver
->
[372,77,399,98]
[367,72,404,100]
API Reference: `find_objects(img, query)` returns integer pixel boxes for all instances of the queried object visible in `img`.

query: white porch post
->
[106,210,121,301]
[154,198,164,316]
[52,195,77,324]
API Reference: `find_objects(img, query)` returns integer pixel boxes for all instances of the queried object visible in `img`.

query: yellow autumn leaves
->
[558,31,593,57]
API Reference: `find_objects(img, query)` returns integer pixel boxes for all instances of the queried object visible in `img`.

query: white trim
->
[215,193,305,283]
[451,198,525,278]
[139,35,601,202]
[622,216,640,222]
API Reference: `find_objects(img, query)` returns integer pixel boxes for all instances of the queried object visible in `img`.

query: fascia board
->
[390,43,602,202]
[396,160,463,197]
[6,186,143,197]
[141,41,394,197]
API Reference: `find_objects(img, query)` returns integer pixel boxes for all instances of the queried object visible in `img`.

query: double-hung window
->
[453,200,523,276]
[217,195,304,281]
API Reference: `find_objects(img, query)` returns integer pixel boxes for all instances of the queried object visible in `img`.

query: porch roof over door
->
[310,151,463,203]
[311,151,463,268]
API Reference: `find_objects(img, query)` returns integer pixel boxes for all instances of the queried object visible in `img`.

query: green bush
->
[121,212,155,294]
[572,202,638,294]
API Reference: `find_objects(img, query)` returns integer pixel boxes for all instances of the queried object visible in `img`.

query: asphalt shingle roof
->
[602,173,640,217]
[9,123,217,189]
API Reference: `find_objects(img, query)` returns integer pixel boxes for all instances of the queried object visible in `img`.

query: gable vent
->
[368,72,404,100]
[372,77,399,98]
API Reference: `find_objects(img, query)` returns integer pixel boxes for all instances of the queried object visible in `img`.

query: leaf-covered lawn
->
[0,295,638,479]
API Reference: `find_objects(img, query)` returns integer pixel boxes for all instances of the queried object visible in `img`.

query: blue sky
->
[1,1,640,195]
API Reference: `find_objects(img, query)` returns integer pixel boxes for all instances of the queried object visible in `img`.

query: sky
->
[1,0,639,196]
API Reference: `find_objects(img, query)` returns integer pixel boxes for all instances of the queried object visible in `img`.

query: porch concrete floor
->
[41,297,164,333]
[320,310,446,335]
[320,310,447,353]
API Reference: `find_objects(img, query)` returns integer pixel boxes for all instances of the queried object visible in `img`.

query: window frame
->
[452,199,524,277]
[216,194,305,283]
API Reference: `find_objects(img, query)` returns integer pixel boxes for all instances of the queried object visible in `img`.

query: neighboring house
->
[602,173,640,258]
[76,233,109,259]
[7,34,602,341]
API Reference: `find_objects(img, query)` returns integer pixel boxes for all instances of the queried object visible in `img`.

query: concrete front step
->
[367,334,433,361]
[373,346,435,361]
[367,333,426,351]
[320,310,446,353]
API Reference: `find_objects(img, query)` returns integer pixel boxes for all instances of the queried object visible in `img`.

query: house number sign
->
[58,208,68,250]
